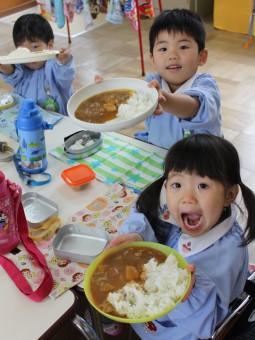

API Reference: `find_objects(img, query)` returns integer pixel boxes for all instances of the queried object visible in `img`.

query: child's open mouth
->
[167,65,182,70]
[182,213,202,231]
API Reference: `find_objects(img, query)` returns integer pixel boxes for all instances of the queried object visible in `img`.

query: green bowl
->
[84,241,191,324]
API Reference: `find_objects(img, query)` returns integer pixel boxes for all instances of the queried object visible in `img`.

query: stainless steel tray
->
[52,224,109,264]
[64,130,102,159]
[22,192,59,229]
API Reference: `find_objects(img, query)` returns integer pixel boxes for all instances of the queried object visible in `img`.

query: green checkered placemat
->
[49,133,164,192]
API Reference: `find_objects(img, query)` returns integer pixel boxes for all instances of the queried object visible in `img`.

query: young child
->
[0,13,75,115]
[107,134,255,339]
[135,9,222,149]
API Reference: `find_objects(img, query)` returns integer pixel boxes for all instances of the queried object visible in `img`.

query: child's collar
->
[161,73,198,94]
[178,205,237,257]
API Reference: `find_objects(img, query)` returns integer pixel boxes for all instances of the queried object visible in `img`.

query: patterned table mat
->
[0,93,63,141]
[50,133,164,192]
[12,183,138,299]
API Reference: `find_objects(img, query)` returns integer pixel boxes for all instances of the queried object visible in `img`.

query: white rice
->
[107,253,189,319]
[9,47,31,56]
[117,92,153,119]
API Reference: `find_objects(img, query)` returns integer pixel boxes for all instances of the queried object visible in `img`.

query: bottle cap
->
[16,99,43,131]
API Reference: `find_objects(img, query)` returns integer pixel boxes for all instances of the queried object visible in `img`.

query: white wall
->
[152,0,214,16]
[153,0,190,11]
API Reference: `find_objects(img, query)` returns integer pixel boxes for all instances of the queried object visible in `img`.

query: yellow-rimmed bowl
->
[84,241,191,323]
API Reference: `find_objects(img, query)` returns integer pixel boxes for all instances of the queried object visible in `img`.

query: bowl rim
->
[84,241,191,323]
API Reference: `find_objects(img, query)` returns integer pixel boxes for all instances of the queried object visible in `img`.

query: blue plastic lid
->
[16,99,43,131]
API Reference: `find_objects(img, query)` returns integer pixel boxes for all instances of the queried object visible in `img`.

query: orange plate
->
[61,164,95,187]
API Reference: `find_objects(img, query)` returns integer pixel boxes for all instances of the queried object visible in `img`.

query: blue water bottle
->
[15,99,53,174]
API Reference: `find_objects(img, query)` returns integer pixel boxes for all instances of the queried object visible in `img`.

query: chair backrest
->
[208,270,255,340]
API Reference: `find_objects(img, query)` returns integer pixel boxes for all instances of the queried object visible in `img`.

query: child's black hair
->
[149,9,206,54]
[12,13,54,46]
[136,134,255,245]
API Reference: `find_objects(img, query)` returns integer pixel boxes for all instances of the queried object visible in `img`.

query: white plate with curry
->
[67,78,158,132]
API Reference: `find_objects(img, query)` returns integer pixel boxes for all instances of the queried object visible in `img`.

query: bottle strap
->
[0,141,15,162]
[0,202,54,302]
[13,153,52,187]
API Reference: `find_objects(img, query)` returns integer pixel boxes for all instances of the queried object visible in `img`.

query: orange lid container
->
[61,164,95,190]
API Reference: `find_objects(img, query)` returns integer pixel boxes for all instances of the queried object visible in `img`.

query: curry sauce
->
[74,89,136,123]
[90,246,167,316]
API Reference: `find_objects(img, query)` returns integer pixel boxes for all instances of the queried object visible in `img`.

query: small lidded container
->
[61,164,95,190]
[0,93,15,110]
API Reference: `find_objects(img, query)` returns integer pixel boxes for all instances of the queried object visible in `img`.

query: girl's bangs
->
[164,141,226,181]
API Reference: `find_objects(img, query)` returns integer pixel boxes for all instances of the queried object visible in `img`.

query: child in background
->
[135,9,222,149]
[0,13,75,115]
[106,134,255,339]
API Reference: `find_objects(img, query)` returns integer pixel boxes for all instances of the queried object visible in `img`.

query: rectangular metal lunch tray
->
[22,192,59,229]
[53,224,109,264]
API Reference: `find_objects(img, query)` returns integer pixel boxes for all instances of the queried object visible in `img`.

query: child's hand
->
[94,74,103,83]
[0,63,15,75]
[182,263,196,302]
[148,79,166,115]
[105,233,143,251]
[56,47,71,65]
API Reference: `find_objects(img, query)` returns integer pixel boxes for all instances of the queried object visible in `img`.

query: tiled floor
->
[0,5,255,321]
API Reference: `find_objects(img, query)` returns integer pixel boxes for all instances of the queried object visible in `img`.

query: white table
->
[0,116,167,339]
[0,269,77,340]
[0,118,166,224]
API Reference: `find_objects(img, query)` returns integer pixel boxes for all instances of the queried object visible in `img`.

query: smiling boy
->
[0,14,75,115]
[135,9,222,149]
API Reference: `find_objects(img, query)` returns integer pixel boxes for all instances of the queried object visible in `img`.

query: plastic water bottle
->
[15,99,53,174]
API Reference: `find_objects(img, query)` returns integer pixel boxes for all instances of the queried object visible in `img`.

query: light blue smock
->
[120,206,249,340]
[0,57,75,115]
[143,73,222,149]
